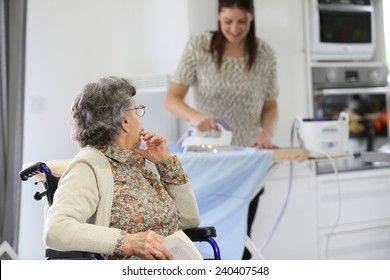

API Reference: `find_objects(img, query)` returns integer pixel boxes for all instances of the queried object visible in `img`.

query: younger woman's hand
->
[189,112,217,132]
[250,131,278,149]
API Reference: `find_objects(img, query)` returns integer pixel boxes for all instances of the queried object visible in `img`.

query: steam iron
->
[179,119,233,152]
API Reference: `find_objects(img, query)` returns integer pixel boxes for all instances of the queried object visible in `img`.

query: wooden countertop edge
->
[272,148,310,163]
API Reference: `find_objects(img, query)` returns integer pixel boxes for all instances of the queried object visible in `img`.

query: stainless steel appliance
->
[312,64,390,173]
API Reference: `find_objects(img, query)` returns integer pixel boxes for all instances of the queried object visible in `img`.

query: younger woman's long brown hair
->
[210,0,257,71]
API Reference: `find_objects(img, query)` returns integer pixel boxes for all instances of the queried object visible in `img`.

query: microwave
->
[309,0,376,61]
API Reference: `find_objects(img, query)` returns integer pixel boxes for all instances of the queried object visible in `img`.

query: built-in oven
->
[312,65,390,174]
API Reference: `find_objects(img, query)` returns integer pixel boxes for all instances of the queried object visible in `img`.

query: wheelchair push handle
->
[19,162,52,181]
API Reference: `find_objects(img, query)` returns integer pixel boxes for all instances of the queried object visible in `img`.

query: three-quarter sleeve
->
[155,156,200,229]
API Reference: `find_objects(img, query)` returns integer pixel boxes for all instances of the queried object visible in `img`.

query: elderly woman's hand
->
[133,129,172,163]
[123,230,174,260]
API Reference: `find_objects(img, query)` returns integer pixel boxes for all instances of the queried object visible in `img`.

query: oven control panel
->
[312,65,388,88]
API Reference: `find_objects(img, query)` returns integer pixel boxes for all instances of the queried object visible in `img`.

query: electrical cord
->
[257,118,299,253]
[315,151,342,260]
[258,160,294,253]
[258,117,343,260]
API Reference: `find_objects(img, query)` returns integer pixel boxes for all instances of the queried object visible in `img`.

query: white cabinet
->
[316,168,390,259]
[253,163,390,260]
[318,223,390,260]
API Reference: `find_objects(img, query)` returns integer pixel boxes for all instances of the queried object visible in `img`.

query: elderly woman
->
[43,76,200,260]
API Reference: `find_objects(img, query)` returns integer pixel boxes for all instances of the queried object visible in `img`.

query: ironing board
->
[32,146,308,260]
[170,145,308,259]
[172,146,273,259]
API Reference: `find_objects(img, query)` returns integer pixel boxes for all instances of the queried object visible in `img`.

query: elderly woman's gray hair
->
[71,76,136,147]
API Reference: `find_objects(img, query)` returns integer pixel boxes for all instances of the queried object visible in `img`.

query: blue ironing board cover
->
[170,142,274,259]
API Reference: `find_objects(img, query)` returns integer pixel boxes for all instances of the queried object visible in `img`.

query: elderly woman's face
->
[124,104,143,149]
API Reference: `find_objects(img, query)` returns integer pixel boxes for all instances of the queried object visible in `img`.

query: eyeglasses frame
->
[127,105,145,117]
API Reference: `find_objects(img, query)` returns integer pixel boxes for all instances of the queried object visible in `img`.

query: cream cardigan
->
[43,146,200,257]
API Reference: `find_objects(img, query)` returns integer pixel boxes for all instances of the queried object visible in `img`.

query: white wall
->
[19,0,190,259]
[255,0,309,147]
[187,0,218,35]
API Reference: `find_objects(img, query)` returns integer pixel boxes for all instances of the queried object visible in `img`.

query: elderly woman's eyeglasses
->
[127,105,145,117]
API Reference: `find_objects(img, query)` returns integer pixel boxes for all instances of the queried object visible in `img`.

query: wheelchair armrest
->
[19,162,48,181]
[46,249,103,260]
[183,226,216,242]
[45,227,219,260]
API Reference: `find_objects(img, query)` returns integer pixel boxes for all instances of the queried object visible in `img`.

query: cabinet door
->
[319,224,390,260]
[317,169,390,259]
[317,169,390,228]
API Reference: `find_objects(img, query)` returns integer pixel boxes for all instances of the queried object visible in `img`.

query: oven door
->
[317,4,373,44]
[313,86,390,174]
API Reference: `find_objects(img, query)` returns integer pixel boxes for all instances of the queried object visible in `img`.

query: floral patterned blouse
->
[96,145,188,259]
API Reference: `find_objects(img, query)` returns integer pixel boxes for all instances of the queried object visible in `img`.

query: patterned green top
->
[172,32,279,146]
[97,145,188,259]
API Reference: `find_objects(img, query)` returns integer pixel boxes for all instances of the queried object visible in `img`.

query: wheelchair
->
[20,162,221,260]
